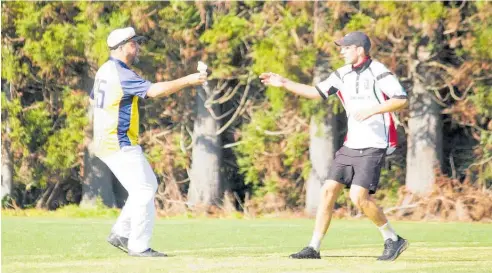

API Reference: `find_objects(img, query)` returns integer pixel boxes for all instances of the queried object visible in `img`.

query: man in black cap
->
[260,31,409,261]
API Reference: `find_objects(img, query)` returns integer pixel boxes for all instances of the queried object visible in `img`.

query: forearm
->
[372,98,408,115]
[282,79,321,99]
[146,77,191,98]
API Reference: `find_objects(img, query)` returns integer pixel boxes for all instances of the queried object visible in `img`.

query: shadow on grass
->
[321,255,379,258]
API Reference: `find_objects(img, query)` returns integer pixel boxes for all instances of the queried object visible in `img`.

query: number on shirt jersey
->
[93,79,107,108]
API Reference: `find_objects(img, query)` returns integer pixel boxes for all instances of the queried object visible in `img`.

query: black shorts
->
[327,146,386,194]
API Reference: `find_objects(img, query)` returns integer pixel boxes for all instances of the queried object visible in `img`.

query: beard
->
[129,54,140,65]
[128,51,140,65]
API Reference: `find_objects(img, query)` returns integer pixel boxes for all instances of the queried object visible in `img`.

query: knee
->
[320,180,340,200]
[349,191,369,209]
[143,173,158,194]
[132,185,157,206]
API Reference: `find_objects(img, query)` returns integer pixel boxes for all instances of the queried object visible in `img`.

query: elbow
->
[395,98,409,111]
[402,98,409,108]
[146,90,157,98]
[145,84,159,98]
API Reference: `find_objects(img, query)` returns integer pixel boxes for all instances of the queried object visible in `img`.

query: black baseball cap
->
[335,31,371,53]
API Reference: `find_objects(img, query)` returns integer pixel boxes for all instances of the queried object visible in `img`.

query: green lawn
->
[2,216,492,273]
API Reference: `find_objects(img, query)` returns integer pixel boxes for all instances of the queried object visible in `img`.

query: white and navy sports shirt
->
[90,57,151,157]
[316,58,407,154]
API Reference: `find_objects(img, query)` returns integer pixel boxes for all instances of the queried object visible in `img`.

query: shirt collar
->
[352,56,372,74]
[109,56,130,69]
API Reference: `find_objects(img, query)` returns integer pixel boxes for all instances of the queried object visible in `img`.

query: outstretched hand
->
[187,72,208,86]
[259,72,287,87]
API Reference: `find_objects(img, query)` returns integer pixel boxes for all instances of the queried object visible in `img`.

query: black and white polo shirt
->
[316,58,407,154]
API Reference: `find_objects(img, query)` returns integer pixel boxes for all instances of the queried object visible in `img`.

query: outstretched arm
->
[147,73,207,98]
[259,72,321,99]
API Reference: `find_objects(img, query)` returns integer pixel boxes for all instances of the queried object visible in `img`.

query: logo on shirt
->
[363,79,370,90]
[350,95,372,101]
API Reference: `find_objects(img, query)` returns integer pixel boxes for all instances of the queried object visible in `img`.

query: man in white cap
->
[260,31,409,261]
[90,27,207,257]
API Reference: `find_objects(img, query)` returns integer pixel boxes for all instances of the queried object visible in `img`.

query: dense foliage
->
[2,1,491,215]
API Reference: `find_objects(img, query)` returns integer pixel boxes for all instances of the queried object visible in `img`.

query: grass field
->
[2,216,492,273]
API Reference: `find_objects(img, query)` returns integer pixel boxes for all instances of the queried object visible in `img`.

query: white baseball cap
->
[107,27,146,49]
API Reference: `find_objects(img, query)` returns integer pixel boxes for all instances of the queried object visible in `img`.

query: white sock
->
[308,231,323,251]
[379,222,398,241]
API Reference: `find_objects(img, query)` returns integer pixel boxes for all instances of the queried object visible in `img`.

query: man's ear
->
[357,46,365,57]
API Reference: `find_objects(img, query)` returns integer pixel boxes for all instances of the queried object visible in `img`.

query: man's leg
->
[111,200,131,238]
[127,153,157,254]
[349,186,408,261]
[100,152,131,252]
[349,185,387,226]
[350,149,409,261]
[311,180,345,248]
[102,146,164,257]
[106,200,131,252]
[290,180,344,259]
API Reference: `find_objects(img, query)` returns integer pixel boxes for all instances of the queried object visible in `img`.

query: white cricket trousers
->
[100,145,158,253]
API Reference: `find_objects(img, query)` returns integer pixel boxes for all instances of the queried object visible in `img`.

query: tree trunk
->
[46,180,64,210]
[305,52,338,216]
[1,138,14,200]
[80,145,117,207]
[188,82,223,206]
[188,5,223,207]
[36,183,54,209]
[1,82,14,200]
[405,78,442,195]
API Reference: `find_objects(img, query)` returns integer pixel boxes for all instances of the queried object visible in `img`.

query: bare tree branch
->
[449,81,471,101]
[450,153,457,179]
[387,30,404,44]
[206,106,235,121]
[468,156,492,168]
[431,92,450,107]
[180,124,193,153]
[423,61,458,77]
[256,126,294,136]
[431,86,451,102]
[215,74,254,136]
[205,81,242,107]
[223,141,243,149]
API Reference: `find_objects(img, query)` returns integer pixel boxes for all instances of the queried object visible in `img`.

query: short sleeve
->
[114,62,151,99]
[376,71,407,99]
[315,71,343,100]
[120,71,151,99]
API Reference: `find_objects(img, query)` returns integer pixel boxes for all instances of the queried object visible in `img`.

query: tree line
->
[1,1,491,217]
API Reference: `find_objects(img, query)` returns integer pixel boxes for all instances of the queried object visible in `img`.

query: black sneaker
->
[107,233,128,253]
[128,248,167,257]
[289,246,321,259]
[377,235,409,261]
